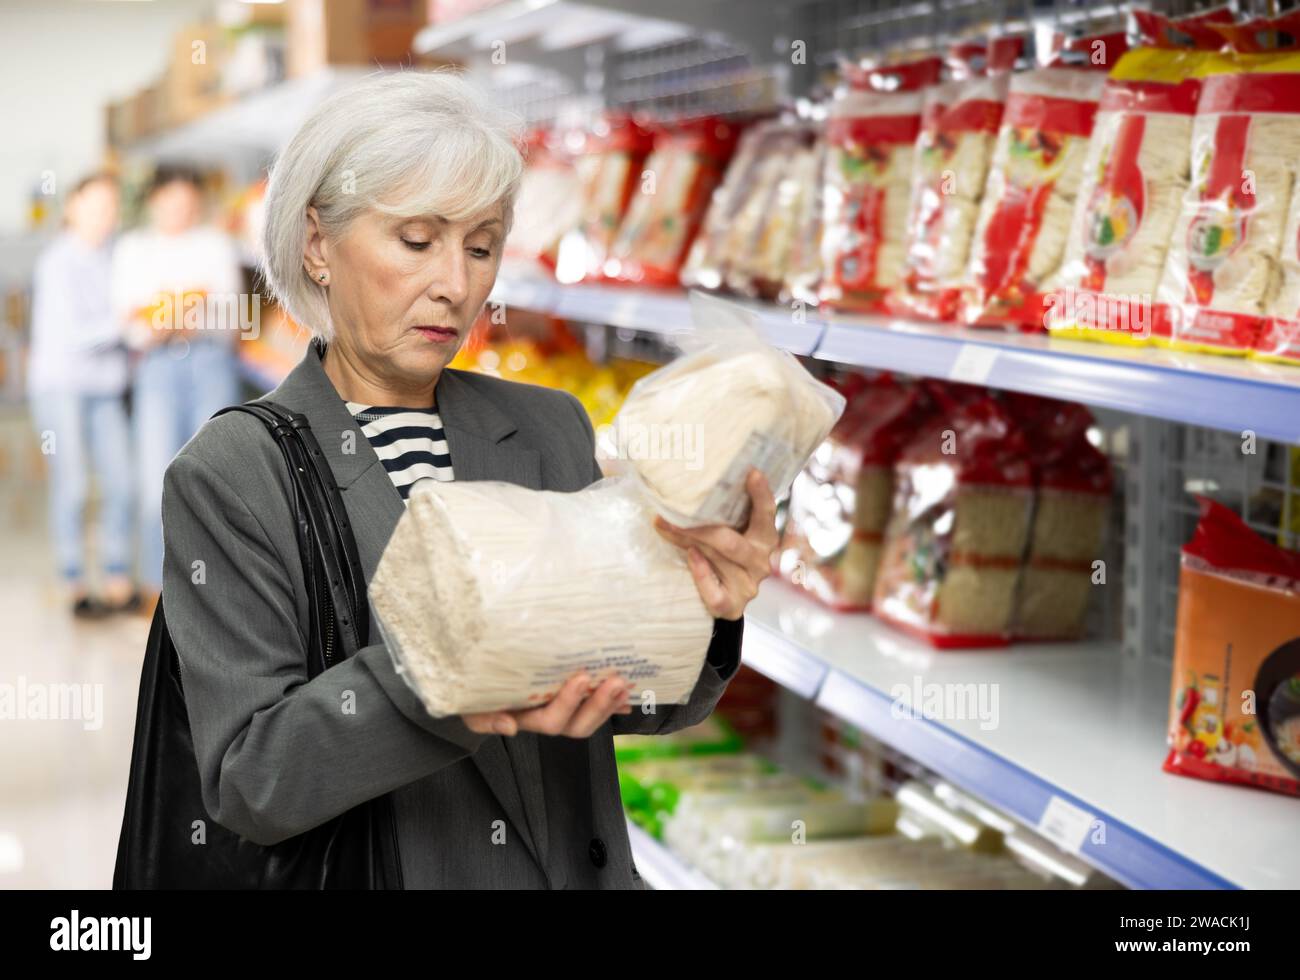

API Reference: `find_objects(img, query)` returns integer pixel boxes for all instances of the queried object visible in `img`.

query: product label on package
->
[695,431,799,527]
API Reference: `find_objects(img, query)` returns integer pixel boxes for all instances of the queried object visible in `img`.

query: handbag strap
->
[212,400,370,660]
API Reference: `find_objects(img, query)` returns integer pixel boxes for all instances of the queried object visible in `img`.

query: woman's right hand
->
[463,673,634,738]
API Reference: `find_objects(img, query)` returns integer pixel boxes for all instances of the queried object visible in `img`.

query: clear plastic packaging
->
[892,74,1007,321]
[819,57,941,312]
[603,118,740,287]
[871,393,1034,647]
[613,291,846,529]
[1154,53,1300,355]
[370,476,713,717]
[961,67,1106,330]
[1047,48,1209,346]
[779,375,936,610]
[1005,394,1113,640]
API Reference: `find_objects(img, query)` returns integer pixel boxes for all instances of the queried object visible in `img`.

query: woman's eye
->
[401,238,430,251]
[468,247,492,260]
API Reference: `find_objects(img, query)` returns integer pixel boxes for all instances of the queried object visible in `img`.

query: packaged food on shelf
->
[1130,5,1237,51]
[603,117,740,288]
[614,716,744,764]
[727,123,822,301]
[1006,394,1113,640]
[1047,47,1210,346]
[619,752,802,838]
[782,132,829,307]
[819,56,941,312]
[779,374,937,610]
[1164,497,1300,797]
[550,115,654,283]
[751,836,1059,890]
[961,65,1108,330]
[1154,52,1300,355]
[505,129,587,266]
[679,122,773,291]
[663,787,900,882]
[892,70,1008,321]
[613,292,845,529]
[872,391,1034,646]
[370,477,714,717]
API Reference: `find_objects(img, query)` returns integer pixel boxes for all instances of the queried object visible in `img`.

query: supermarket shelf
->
[742,579,1300,891]
[127,68,372,163]
[489,270,826,355]
[491,271,1300,441]
[626,820,719,890]
[815,315,1300,445]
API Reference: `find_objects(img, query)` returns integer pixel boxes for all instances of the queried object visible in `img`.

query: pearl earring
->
[318,272,328,283]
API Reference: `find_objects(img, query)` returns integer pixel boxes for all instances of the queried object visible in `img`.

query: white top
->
[110,225,243,348]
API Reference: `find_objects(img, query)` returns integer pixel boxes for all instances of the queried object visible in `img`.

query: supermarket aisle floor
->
[0,408,147,888]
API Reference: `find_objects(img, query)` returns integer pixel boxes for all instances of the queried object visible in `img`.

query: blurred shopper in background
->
[111,165,242,604]
[28,173,138,619]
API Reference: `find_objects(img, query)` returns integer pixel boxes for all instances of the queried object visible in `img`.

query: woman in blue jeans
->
[111,166,243,603]
[28,173,138,617]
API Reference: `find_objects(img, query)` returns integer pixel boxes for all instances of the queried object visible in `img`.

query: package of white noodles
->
[1048,47,1210,346]
[893,72,1008,322]
[1155,52,1300,356]
[370,291,843,716]
[612,290,846,529]
[371,477,715,717]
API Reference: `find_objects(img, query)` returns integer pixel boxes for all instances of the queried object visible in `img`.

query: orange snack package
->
[1164,497,1300,797]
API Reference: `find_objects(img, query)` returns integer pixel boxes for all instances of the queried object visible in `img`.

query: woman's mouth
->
[413,326,458,343]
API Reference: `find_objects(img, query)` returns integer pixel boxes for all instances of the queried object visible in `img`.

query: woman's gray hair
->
[261,69,524,341]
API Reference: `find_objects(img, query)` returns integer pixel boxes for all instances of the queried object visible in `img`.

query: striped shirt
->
[346,402,454,501]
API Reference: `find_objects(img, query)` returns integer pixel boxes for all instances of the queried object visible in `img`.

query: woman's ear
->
[303,205,329,281]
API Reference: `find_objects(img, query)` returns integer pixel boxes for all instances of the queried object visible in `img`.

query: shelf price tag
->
[949,344,999,385]
[1037,795,1095,854]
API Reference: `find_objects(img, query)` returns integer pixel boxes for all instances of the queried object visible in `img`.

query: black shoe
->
[72,596,111,620]
[104,591,143,615]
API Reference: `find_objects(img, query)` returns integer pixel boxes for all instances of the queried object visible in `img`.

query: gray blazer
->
[160,342,743,889]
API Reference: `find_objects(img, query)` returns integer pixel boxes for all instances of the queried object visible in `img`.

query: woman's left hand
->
[653,468,779,621]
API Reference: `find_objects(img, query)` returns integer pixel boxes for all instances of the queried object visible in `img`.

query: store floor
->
[0,407,146,888]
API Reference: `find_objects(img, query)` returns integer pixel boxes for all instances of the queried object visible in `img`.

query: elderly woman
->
[160,71,776,889]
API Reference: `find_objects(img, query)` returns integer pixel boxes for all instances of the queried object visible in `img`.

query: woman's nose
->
[428,248,469,306]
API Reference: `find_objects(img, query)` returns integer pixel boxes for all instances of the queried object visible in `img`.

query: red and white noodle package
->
[819,57,941,312]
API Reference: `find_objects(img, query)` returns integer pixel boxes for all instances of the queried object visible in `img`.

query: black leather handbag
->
[112,400,404,889]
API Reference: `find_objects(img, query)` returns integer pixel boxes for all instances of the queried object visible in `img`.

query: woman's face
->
[319,202,504,393]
